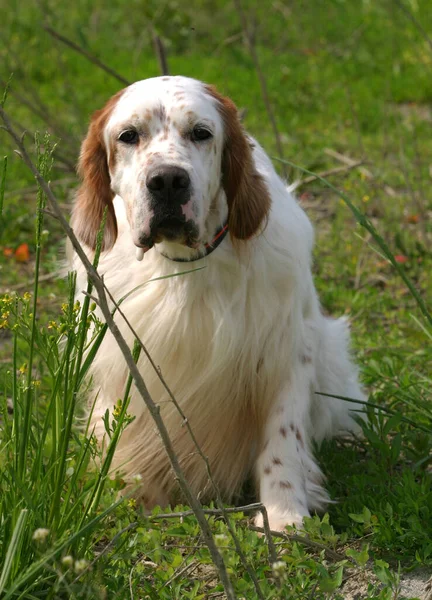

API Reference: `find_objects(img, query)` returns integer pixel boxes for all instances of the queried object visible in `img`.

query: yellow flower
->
[113,399,123,418]
[362,195,370,203]
[23,292,31,301]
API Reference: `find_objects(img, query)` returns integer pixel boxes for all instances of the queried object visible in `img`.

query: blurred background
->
[2,0,432,352]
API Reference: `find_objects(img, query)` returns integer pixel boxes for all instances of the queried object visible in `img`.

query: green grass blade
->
[3,497,127,599]
[0,509,28,594]
[76,323,108,388]
[79,340,142,530]
[316,391,431,433]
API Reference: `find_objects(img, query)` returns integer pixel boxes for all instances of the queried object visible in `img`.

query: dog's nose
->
[146,165,191,203]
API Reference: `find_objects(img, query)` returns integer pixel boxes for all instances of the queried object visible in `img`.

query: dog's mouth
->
[153,216,189,242]
[135,215,199,255]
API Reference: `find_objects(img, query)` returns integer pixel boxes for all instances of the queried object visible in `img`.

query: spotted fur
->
[70,76,364,530]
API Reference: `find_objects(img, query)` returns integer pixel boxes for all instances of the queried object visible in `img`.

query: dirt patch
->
[340,567,432,600]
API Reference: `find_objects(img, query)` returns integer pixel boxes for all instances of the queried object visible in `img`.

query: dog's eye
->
[191,126,212,142]
[118,130,139,144]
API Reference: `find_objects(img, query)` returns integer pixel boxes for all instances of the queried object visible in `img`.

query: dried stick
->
[151,505,342,562]
[249,526,344,562]
[43,26,131,87]
[324,148,397,197]
[298,161,364,186]
[258,504,278,565]
[71,521,138,584]
[0,76,79,153]
[2,112,76,173]
[0,106,236,600]
[4,177,75,199]
[0,271,60,294]
[163,559,199,588]
[395,0,432,53]
[150,503,277,566]
[324,148,373,179]
[152,503,266,521]
[233,0,287,177]
[152,32,170,75]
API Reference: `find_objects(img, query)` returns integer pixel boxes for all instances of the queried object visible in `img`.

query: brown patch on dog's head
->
[205,85,271,242]
[72,89,125,251]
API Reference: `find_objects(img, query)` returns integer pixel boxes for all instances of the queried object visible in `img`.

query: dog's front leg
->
[255,370,328,531]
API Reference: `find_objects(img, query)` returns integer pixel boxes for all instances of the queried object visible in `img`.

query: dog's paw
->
[254,505,309,532]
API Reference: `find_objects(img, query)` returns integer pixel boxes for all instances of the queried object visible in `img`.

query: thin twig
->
[258,505,278,566]
[150,503,264,520]
[1,113,76,173]
[4,177,75,198]
[324,148,373,179]
[233,0,287,178]
[395,0,432,53]
[0,271,60,294]
[164,559,199,588]
[298,161,364,186]
[0,77,79,151]
[0,106,236,600]
[152,32,169,75]
[43,26,130,87]
[249,526,344,562]
[323,148,398,197]
[150,503,278,571]
[71,521,138,584]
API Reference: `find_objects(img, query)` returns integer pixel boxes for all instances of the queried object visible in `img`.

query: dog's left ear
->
[206,85,271,241]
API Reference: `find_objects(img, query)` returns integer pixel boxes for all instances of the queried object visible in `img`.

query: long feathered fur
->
[70,76,364,529]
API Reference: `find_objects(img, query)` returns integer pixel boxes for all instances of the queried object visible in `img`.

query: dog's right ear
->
[72,90,124,251]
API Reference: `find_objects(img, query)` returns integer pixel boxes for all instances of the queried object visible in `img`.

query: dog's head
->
[72,76,271,254]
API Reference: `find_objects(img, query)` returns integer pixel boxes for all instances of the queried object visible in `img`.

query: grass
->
[0,0,431,597]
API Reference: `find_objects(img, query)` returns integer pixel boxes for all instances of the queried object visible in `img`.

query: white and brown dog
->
[70,76,364,530]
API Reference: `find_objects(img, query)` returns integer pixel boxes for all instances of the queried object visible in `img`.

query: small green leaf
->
[346,545,369,567]
[319,565,344,592]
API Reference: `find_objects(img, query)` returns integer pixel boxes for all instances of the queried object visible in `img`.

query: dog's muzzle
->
[136,164,198,249]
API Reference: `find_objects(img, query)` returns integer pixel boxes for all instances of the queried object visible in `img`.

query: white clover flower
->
[32,528,50,542]
[74,559,88,573]
[272,560,287,577]
[132,473,143,484]
[61,555,73,568]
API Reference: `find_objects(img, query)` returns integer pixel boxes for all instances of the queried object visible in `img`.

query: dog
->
[70,76,364,530]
